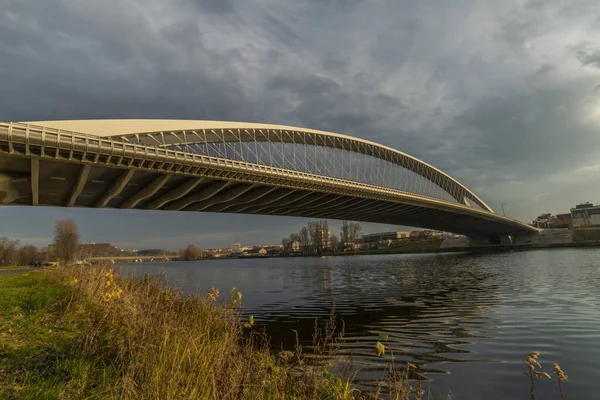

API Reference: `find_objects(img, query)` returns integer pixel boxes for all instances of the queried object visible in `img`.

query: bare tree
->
[183,244,203,261]
[348,222,363,245]
[305,220,330,253]
[330,235,339,252]
[0,237,20,265]
[18,245,40,266]
[54,219,80,265]
[307,221,318,249]
[299,227,310,252]
[340,221,350,250]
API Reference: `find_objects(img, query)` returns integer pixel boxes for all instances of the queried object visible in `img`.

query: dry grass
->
[46,265,352,399]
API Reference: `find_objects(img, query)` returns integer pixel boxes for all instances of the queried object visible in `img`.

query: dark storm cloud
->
[192,0,237,14]
[2,0,600,246]
[570,42,600,69]
[1,0,258,122]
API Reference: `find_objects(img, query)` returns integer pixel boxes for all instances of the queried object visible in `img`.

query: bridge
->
[0,120,538,243]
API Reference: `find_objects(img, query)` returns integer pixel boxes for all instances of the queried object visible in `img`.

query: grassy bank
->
[0,268,570,399]
[0,267,371,399]
[0,265,35,271]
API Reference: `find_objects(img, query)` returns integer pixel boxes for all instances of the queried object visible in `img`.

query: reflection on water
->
[117,249,600,399]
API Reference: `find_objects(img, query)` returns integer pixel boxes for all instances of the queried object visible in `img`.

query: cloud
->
[2,0,600,247]
[570,41,600,68]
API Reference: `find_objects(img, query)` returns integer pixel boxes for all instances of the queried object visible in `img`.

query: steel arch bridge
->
[0,120,537,239]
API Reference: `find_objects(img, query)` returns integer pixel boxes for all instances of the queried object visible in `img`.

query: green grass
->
[0,271,101,399]
[0,265,35,271]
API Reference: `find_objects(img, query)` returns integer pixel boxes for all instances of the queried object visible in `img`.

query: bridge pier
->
[467,235,513,246]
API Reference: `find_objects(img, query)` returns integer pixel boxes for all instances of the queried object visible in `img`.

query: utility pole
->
[501,203,506,217]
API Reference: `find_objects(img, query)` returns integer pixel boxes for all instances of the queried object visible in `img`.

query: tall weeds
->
[49,265,334,399]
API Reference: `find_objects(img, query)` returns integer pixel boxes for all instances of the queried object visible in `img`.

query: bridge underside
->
[0,155,537,238]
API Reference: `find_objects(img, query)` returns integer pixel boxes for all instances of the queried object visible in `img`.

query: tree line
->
[282,220,362,254]
[0,237,45,266]
[531,213,570,229]
[0,218,79,266]
[3,218,208,266]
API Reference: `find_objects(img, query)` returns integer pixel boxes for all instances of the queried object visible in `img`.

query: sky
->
[2,0,600,250]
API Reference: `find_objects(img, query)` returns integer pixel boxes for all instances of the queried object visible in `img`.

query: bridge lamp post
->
[501,203,506,217]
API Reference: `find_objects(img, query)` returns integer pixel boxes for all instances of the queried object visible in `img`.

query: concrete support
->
[263,192,332,215]
[467,235,513,246]
[295,196,369,217]
[277,195,346,216]
[164,180,231,211]
[275,199,399,222]
[120,174,170,209]
[143,177,203,210]
[30,158,39,206]
[206,186,279,212]
[67,164,91,207]
[251,191,314,212]
[95,169,135,207]
[231,189,296,213]
[321,199,397,220]
[185,184,257,211]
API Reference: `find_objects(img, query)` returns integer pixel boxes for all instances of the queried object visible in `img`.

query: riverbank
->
[0,265,35,271]
[0,267,394,399]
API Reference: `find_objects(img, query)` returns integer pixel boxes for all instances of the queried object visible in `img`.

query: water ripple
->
[117,249,600,399]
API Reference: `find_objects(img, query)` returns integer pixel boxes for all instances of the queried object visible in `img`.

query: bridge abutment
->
[467,235,513,246]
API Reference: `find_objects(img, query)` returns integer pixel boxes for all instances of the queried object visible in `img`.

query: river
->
[117,248,600,399]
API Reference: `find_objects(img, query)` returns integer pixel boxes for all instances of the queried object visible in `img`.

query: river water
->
[117,249,600,399]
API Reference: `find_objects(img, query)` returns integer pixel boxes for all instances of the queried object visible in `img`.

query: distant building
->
[287,240,301,253]
[207,248,226,254]
[352,240,369,250]
[362,231,410,244]
[231,243,241,253]
[377,239,393,249]
[570,203,600,227]
[553,213,572,228]
[248,247,267,255]
[316,228,330,250]
[410,230,444,240]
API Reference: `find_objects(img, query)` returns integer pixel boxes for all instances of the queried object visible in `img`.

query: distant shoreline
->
[91,238,600,265]
[223,240,600,259]
[164,240,600,263]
